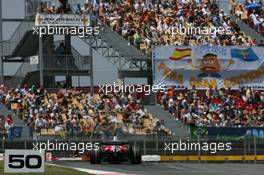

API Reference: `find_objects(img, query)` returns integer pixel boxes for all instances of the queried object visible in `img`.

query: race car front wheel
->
[131,145,142,164]
[90,149,101,164]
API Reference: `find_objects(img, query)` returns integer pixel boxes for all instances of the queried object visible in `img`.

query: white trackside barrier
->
[142,155,161,162]
[44,155,161,162]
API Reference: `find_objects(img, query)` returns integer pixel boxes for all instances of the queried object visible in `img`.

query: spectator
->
[159,87,264,127]
[234,0,264,35]
[55,42,66,65]
[58,0,68,13]
[5,117,14,140]
[55,42,66,54]
[0,117,6,140]
[1,84,171,138]
[39,0,256,52]
[133,31,141,49]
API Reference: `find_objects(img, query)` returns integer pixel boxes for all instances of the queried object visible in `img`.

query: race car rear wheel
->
[131,145,141,164]
[90,149,101,164]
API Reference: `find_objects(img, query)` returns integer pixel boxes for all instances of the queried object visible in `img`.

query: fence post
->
[243,136,246,163]
[143,136,146,155]
[198,137,201,163]
[156,137,158,154]
[254,136,257,164]
[204,137,208,164]
[163,140,166,156]
[24,140,27,150]
[248,136,251,164]
[2,138,4,151]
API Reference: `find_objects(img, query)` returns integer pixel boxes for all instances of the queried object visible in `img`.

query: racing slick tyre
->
[90,149,101,164]
[131,145,142,164]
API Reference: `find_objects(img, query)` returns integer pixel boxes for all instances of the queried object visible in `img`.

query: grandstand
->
[158,87,264,127]
[0,0,263,148]
[232,0,264,37]
[0,3,264,175]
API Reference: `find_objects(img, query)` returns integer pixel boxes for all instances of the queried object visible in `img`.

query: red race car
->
[90,138,142,164]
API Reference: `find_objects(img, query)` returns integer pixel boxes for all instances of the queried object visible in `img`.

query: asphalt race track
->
[53,161,264,175]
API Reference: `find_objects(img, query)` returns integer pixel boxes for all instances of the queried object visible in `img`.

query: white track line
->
[47,163,136,175]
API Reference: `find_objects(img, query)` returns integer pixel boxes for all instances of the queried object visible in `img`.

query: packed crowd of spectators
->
[40,0,96,14]
[233,0,264,35]
[0,85,14,139]
[40,0,69,14]
[0,84,171,139]
[39,0,257,54]
[97,0,257,54]
[0,115,14,140]
[158,86,264,127]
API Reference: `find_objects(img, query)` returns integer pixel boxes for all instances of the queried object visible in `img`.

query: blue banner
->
[10,127,23,138]
[207,127,264,139]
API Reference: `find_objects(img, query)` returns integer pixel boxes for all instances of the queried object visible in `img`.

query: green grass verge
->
[0,161,92,175]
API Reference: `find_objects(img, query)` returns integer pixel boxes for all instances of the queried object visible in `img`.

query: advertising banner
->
[35,13,90,26]
[10,127,23,138]
[153,46,264,89]
[190,125,264,139]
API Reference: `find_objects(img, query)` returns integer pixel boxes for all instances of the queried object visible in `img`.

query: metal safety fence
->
[0,136,264,161]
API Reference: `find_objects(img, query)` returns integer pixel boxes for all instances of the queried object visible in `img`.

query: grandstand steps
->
[12,30,39,57]
[0,104,31,139]
[145,105,190,138]
[3,39,91,88]
[231,16,264,43]
[21,70,39,87]
[1,21,35,58]
[80,25,151,72]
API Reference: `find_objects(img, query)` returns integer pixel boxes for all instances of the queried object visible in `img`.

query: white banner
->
[30,56,39,65]
[35,13,90,26]
[153,46,264,89]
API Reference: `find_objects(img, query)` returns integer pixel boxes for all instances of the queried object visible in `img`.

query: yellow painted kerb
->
[160,155,264,161]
